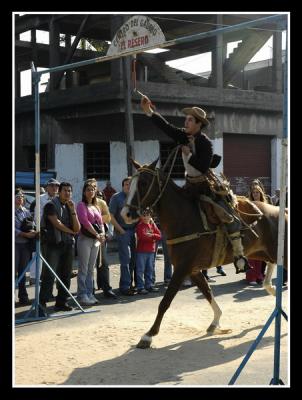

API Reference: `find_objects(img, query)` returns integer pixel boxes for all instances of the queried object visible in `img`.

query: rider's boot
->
[228,232,251,274]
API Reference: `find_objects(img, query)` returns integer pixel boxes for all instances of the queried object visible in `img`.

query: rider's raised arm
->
[141,96,188,145]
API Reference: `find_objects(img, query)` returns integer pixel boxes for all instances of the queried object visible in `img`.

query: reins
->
[127,145,181,213]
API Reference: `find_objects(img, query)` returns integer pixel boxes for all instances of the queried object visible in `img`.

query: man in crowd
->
[109,178,137,295]
[39,182,80,316]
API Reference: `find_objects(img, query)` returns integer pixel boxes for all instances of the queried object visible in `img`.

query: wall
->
[271,137,283,193]
[109,141,127,193]
[212,138,223,175]
[54,140,161,203]
[133,140,160,166]
[55,143,84,204]
[215,109,282,136]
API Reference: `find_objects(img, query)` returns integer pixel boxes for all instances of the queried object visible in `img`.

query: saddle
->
[185,170,262,230]
[191,170,236,226]
[199,197,233,225]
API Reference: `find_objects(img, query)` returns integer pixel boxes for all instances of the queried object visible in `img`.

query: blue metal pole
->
[39,254,85,311]
[15,256,36,288]
[229,309,278,385]
[271,21,288,386]
[229,20,288,386]
[31,63,42,319]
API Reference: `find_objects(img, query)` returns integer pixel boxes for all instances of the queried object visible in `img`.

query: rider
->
[140,95,249,273]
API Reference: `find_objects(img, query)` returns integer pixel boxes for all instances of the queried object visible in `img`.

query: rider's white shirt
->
[182,139,202,177]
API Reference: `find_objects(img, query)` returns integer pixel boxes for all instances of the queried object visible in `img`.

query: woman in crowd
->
[76,182,105,305]
[246,183,268,285]
[15,188,37,305]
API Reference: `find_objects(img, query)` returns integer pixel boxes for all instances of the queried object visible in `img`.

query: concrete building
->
[14,13,287,202]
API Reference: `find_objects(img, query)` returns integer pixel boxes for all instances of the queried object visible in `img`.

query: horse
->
[121,160,288,349]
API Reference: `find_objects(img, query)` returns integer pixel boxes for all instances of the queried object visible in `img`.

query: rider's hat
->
[182,107,209,126]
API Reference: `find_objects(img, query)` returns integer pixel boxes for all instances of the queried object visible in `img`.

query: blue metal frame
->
[15,14,288,383]
[15,64,98,324]
[229,21,288,386]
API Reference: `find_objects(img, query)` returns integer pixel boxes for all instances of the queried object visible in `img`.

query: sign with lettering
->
[107,15,166,56]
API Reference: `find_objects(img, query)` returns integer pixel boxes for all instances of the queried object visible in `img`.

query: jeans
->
[39,241,74,304]
[161,234,173,281]
[116,229,136,291]
[136,252,154,290]
[152,233,173,284]
[96,241,112,292]
[77,234,100,299]
[15,243,32,300]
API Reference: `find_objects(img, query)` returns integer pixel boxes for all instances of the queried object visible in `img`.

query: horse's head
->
[121,158,161,224]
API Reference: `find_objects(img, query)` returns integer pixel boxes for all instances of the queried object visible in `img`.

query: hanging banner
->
[107,15,166,56]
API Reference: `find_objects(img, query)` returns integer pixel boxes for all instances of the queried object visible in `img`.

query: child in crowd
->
[135,208,161,294]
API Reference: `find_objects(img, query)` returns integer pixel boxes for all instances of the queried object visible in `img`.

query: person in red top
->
[102,181,117,205]
[246,183,267,285]
[135,208,161,294]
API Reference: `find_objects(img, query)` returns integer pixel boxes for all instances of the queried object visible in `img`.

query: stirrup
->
[234,256,251,274]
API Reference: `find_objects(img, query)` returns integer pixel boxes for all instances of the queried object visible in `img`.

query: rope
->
[161,145,181,173]
[132,55,137,92]
[166,230,218,245]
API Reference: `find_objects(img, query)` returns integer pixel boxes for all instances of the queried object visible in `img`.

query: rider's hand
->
[181,145,191,156]
[141,96,153,115]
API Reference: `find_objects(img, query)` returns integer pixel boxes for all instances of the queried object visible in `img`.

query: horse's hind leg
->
[263,262,276,296]
[190,271,232,335]
[136,266,188,349]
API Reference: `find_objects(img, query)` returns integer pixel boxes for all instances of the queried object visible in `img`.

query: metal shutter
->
[223,133,271,196]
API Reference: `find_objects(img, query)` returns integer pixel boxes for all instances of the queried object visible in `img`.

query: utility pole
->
[122,53,135,175]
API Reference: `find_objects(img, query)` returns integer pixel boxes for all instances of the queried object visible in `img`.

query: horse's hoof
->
[264,285,276,296]
[136,334,152,349]
[206,325,232,335]
[136,340,151,349]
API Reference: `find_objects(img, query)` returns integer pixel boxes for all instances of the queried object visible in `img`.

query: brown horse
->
[121,160,288,349]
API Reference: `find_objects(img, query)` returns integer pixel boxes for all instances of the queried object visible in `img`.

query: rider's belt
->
[186,175,207,184]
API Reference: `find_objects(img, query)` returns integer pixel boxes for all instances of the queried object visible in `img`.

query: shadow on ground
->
[63,325,286,385]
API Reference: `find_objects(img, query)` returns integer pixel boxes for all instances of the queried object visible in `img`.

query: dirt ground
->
[14,251,289,387]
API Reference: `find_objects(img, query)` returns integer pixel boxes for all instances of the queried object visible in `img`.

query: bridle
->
[125,167,166,214]
[125,146,180,215]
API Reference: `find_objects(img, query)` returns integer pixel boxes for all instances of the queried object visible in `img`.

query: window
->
[85,143,110,180]
[24,145,47,170]
[160,142,184,179]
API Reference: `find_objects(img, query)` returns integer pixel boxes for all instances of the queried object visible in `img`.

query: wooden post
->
[210,15,225,88]
[122,55,135,176]
[49,17,61,92]
[272,29,283,94]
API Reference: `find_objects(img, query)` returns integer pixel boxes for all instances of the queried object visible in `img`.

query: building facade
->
[15,13,287,202]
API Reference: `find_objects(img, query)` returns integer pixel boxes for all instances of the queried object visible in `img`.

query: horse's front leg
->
[190,270,232,334]
[136,267,188,349]
[263,262,276,296]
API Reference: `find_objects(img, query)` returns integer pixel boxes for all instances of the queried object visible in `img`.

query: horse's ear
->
[130,158,142,170]
[148,158,159,170]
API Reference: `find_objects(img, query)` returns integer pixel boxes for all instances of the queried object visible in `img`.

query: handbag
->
[20,216,36,252]
[81,222,103,239]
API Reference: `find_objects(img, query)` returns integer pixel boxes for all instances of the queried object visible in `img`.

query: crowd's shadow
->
[63,325,287,386]
[14,285,167,324]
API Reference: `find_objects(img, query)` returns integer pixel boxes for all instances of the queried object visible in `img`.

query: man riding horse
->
[140,95,250,273]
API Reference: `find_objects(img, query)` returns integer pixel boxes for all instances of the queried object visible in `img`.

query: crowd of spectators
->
[14,175,287,315]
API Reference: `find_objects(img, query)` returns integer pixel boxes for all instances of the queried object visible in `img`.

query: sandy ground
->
[14,252,289,387]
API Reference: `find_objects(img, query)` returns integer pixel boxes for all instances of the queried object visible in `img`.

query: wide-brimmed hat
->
[182,107,209,126]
